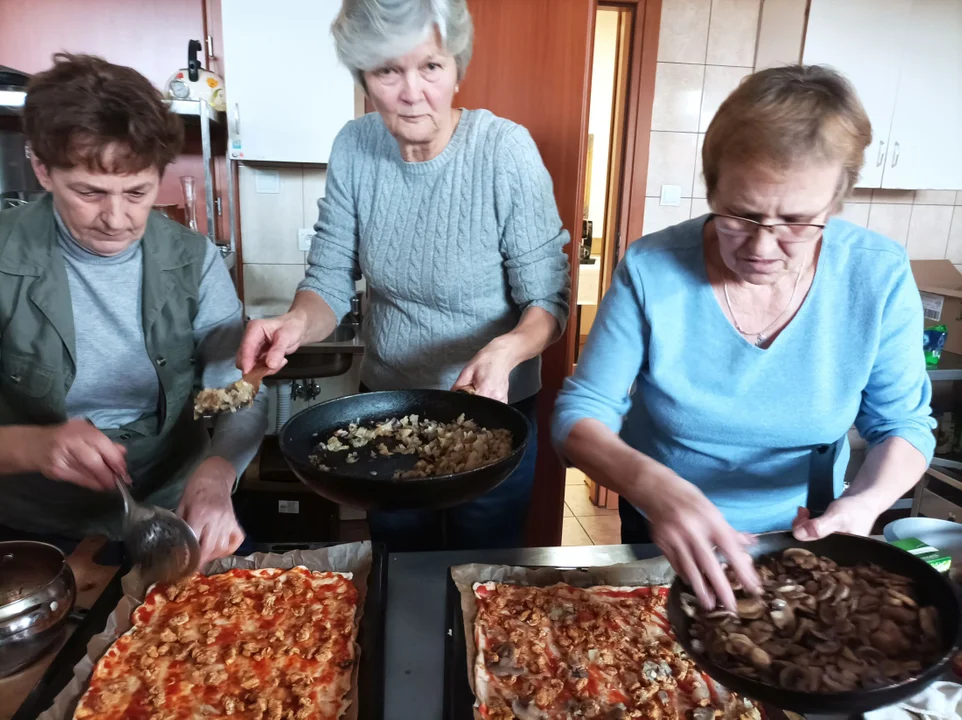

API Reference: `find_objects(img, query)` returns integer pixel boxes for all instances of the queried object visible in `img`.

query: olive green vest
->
[0,195,211,538]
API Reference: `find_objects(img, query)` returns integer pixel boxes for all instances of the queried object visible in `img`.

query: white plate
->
[883,516,962,562]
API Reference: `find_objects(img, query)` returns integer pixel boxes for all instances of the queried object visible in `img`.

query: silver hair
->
[332,0,474,87]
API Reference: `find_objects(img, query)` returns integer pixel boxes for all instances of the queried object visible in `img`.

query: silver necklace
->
[723,267,804,347]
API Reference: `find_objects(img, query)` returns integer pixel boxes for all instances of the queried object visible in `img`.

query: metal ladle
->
[113,475,200,584]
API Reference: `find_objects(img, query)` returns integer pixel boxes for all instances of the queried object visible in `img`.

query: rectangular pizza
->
[472,581,762,720]
[72,567,358,720]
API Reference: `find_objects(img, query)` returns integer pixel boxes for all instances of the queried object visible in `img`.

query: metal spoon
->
[113,475,200,585]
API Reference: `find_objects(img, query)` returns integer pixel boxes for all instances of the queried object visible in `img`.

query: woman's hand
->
[792,496,877,540]
[452,336,520,403]
[178,457,245,565]
[25,419,128,491]
[642,474,761,611]
[236,310,306,374]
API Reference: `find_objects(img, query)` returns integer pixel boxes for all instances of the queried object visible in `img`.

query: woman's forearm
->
[842,436,928,517]
[562,418,679,510]
[289,290,339,346]
[497,306,561,367]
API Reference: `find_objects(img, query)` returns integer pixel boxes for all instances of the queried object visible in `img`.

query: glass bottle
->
[180,176,199,232]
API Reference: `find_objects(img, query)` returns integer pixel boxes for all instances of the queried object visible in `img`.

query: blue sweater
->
[299,109,570,403]
[553,216,936,533]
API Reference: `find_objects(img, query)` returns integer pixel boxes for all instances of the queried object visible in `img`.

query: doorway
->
[576,5,632,361]
[565,0,661,545]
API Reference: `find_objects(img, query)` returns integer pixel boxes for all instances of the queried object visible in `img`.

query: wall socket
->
[297,229,314,252]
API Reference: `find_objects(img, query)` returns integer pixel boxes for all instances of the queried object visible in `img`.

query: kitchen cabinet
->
[803,0,962,190]
[220,0,355,163]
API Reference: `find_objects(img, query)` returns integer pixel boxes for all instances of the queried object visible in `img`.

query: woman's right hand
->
[237,310,307,374]
[641,474,761,611]
[28,419,128,491]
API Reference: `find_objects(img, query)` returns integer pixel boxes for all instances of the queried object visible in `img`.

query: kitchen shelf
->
[0,90,224,124]
[0,89,234,256]
[167,99,225,125]
[0,88,25,115]
[928,351,962,381]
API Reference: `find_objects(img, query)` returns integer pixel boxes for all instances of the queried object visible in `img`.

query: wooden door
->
[802,0,912,189]
[457,0,596,546]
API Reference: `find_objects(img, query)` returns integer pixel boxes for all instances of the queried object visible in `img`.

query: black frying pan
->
[667,531,962,715]
[278,390,530,511]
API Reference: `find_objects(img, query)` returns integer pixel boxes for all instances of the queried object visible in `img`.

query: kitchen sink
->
[264,324,363,380]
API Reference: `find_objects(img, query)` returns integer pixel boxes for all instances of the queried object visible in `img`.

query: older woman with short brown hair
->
[553,65,935,609]
[0,54,267,562]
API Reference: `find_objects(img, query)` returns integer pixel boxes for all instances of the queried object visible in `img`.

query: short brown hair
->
[23,53,184,174]
[703,65,872,204]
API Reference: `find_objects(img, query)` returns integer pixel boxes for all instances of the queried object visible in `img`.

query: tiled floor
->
[562,470,621,546]
[336,469,621,547]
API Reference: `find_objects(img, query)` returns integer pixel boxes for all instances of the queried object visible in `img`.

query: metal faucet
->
[350,293,363,327]
[291,380,321,401]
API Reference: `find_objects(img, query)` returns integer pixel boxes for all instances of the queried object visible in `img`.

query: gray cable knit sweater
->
[299,109,571,403]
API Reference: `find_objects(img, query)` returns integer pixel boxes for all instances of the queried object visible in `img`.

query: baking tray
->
[14,541,387,720]
[442,567,795,720]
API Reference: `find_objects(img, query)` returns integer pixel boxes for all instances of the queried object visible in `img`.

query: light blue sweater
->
[299,109,571,403]
[552,216,936,533]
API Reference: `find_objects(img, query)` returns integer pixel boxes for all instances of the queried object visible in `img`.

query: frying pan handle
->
[454,386,477,395]
[806,438,844,519]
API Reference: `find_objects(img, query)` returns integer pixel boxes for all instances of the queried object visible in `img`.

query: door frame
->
[607,0,662,260]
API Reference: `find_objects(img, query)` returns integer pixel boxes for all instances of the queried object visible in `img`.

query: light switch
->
[660,185,682,207]
[255,169,280,194]
[297,229,314,252]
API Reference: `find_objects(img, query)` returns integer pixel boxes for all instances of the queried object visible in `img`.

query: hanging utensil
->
[113,475,200,585]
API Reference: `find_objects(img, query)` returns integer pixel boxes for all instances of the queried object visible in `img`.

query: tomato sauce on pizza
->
[472,582,761,720]
[74,567,358,720]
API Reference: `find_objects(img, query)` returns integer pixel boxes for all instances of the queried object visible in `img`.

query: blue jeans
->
[367,394,538,552]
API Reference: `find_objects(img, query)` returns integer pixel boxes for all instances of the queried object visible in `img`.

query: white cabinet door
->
[221,0,356,164]
[803,0,912,189]
[882,0,962,190]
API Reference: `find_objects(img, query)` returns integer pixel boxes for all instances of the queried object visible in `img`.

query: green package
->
[924,324,948,367]
[891,537,952,573]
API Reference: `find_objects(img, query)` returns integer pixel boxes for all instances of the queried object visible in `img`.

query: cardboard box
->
[912,260,962,355]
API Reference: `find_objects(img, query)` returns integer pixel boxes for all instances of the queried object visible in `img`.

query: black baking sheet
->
[442,567,797,720]
[14,541,388,720]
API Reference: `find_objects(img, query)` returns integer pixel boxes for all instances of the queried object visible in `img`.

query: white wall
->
[642,0,962,270]
[642,0,762,234]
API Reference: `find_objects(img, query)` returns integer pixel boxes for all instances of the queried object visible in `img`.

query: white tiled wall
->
[643,0,962,268]
[842,190,961,260]
[239,164,327,319]
[643,0,759,236]
[237,164,366,427]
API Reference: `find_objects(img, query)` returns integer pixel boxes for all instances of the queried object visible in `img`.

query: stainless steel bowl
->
[0,541,77,677]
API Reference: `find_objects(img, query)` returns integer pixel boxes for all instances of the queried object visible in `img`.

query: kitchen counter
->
[383,543,664,720]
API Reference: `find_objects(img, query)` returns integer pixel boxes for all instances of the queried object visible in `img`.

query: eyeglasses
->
[711,213,827,242]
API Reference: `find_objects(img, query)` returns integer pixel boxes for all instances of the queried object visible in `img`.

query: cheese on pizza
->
[74,567,358,720]
[472,582,761,720]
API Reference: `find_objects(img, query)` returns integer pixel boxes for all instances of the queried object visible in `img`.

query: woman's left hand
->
[178,457,245,564]
[792,495,877,540]
[452,337,520,403]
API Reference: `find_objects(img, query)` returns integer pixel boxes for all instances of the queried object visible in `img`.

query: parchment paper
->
[450,557,676,719]
[39,541,373,720]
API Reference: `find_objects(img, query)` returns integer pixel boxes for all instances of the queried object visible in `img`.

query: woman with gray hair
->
[238,0,571,552]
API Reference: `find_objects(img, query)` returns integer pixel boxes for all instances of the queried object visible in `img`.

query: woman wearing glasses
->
[552,65,935,610]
